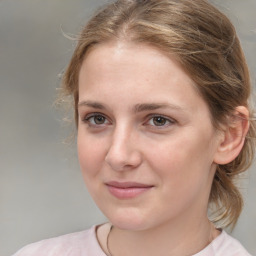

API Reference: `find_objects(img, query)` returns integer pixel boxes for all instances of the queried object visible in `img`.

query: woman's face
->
[77,41,222,231]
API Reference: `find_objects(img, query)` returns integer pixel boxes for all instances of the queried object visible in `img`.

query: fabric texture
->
[13,224,252,256]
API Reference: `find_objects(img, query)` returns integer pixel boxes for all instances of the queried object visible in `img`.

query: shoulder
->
[12,225,106,256]
[216,231,252,256]
[196,230,252,256]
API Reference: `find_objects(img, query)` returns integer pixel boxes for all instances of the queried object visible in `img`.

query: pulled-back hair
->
[61,0,256,228]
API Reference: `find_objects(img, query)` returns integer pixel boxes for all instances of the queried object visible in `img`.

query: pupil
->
[94,115,105,124]
[153,117,166,126]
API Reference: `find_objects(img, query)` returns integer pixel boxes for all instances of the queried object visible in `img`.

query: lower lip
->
[106,185,153,199]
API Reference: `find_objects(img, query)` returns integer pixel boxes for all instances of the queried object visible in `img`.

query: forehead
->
[78,41,208,115]
[79,41,195,88]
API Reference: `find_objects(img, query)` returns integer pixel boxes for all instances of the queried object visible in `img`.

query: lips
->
[105,181,154,199]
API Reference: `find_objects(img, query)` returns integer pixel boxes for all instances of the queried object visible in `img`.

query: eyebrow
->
[133,103,184,113]
[78,100,185,113]
[78,100,106,110]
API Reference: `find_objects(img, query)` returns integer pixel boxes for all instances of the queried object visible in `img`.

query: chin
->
[111,219,148,231]
[104,207,152,231]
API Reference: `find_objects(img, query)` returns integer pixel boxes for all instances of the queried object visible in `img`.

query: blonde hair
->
[61,0,256,228]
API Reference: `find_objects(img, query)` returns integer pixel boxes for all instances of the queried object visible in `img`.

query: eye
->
[83,113,110,126]
[151,116,168,126]
[146,115,175,127]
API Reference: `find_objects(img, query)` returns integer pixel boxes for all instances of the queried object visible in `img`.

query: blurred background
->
[0,0,255,255]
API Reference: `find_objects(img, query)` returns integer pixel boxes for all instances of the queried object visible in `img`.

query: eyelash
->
[145,114,176,128]
[82,113,176,129]
[83,113,110,127]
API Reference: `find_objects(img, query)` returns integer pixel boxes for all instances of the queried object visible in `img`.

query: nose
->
[105,126,142,172]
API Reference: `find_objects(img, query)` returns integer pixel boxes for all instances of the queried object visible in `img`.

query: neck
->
[107,215,220,256]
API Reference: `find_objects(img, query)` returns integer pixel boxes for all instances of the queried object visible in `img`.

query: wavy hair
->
[61,0,256,228]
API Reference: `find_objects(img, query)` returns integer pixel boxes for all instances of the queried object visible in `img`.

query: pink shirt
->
[13,225,252,256]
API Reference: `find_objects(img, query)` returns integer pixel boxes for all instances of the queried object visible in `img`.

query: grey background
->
[0,0,255,255]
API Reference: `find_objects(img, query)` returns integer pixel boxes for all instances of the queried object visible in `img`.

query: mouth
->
[105,181,154,199]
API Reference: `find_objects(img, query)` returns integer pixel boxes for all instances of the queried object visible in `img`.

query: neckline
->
[94,223,224,256]
[95,223,113,255]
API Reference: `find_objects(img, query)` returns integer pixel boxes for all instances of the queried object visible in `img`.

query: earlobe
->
[214,106,249,165]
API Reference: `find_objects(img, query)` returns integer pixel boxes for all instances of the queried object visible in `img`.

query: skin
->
[77,41,225,255]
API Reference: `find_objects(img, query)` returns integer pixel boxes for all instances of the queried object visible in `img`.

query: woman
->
[13,0,255,255]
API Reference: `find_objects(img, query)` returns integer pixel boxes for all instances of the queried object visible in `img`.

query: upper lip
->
[106,181,154,188]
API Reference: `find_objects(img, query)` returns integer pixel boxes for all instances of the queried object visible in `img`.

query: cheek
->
[146,138,214,213]
[145,131,216,185]
[145,135,192,170]
[77,132,106,179]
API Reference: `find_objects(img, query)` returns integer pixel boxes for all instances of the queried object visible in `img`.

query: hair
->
[61,0,256,229]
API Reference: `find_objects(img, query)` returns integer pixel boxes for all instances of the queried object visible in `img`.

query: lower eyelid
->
[83,113,111,126]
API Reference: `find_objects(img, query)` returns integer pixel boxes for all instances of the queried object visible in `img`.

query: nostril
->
[105,151,128,171]
[104,129,143,171]
[105,147,142,172]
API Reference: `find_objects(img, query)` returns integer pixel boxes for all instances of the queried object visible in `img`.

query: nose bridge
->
[112,122,130,149]
[105,121,141,171]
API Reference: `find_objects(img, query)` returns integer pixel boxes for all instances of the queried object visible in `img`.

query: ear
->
[213,106,250,165]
